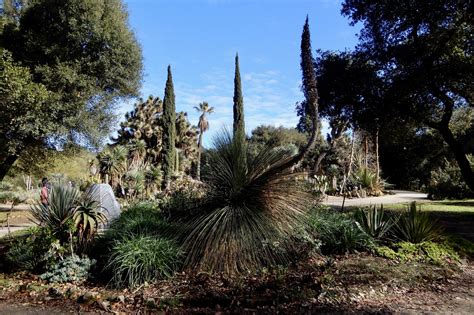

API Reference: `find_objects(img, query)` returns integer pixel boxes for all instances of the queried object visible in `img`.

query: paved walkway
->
[322,190,428,208]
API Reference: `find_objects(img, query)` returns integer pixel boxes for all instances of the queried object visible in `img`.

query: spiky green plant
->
[73,198,108,249]
[30,185,81,243]
[355,205,396,240]
[307,209,373,254]
[180,131,313,274]
[352,166,376,189]
[30,185,107,252]
[393,202,442,243]
[98,145,128,188]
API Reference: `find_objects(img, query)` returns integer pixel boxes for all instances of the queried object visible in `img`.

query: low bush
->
[307,208,374,254]
[105,234,182,288]
[393,202,442,243]
[444,235,474,259]
[355,205,396,240]
[427,160,474,200]
[375,241,460,265]
[40,255,95,283]
[105,201,171,238]
[87,201,186,287]
[6,227,65,272]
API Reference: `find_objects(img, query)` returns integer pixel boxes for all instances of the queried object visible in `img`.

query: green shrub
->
[444,235,474,258]
[0,191,18,204]
[375,241,460,265]
[354,205,396,240]
[105,234,182,288]
[40,255,95,283]
[427,160,474,200]
[6,227,64,271]
[307,209,374,254]
[393,202,442,243]
[106,201,171,238]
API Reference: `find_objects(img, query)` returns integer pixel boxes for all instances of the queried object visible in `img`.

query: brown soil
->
[0,255,472,314]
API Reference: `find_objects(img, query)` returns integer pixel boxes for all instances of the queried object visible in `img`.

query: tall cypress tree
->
[162,65,176,186]
[300,16,319,137]
[233,53,245,146]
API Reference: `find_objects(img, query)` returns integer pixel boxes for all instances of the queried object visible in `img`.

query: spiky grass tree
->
[194,102,214,180]
[162,65,177,187]
[182,131,311,274]
[181,20,320,274]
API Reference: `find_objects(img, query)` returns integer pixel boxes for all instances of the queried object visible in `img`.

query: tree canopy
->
[0,0,142,180]
[342,0,474,190]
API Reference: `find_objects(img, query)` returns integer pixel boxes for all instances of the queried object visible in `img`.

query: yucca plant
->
[352,166,376,190]
[30,185,109,252]
[393,202,442,243]
[308,209,373,254]
[30,185,81,243]
[179,131,314,274]
[355,205,396,240]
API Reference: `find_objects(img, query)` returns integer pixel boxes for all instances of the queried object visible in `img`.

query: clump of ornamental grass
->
[180,131,314,275]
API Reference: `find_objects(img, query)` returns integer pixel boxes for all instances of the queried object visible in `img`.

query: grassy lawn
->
[383,199,474,213]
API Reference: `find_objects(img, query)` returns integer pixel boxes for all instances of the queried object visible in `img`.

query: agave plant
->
[354,205,396,240]
[74,199,108,238]
[393,202,442,243]
[180,131,313,274]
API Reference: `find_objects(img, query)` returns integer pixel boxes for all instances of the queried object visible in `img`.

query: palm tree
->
[194,102,214,179]
[98,145,128,190]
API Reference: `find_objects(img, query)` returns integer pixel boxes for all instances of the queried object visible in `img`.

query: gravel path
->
[0,191,429,237]
[322,190,428,208]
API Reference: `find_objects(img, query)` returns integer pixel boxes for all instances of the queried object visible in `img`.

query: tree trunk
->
[313,151,327,175]
[347,130,356,179]
[364,135,368,169]
[0,155,18,181]
[429,88,474,190]
[341,130,356,211]
[196,130,203,180]
[438,125,474,191]
[374,127,380,186]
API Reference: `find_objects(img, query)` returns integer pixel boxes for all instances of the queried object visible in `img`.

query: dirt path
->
[0,204,34,238]
[322,190,428,208]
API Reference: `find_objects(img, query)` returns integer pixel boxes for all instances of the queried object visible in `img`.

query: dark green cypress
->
[233,53,246,146]
[162,65,176,186]
[300,16,319,127]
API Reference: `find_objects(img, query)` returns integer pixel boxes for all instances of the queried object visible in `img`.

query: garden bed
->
[0,254,472,314]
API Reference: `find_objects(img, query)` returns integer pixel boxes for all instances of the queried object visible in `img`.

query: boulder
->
[85,184,121,223]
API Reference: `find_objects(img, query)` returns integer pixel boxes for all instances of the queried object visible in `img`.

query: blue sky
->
[121,0,360,146]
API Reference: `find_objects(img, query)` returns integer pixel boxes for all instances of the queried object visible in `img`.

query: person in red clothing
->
[40,177,49,207]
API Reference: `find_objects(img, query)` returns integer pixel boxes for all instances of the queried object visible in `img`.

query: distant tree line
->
[297,0,473,193]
